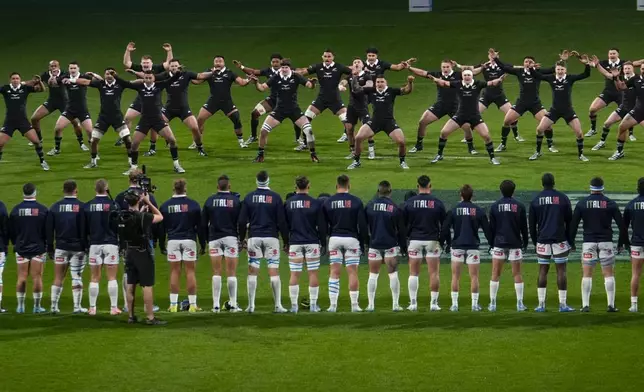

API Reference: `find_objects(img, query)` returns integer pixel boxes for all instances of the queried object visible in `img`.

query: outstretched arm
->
[162,43,173,70]
[427,74,451,88]
[390,58,416,71]
[408,66,429,78]
[235,76,252,86]
[232,60,263,76]
[123,41,135,69]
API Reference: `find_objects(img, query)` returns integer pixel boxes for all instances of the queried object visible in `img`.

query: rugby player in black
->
[0,73,49,171]
[48,62,94,156]
[294,49,352,150]
[30,60,84,146]
[347,74,414,170]
[194,55,252,150]
[624,178,644,312]
[121,42,172,151]
[586,48,643,137]
[592,60,637,152]
[233,54,283,145]
[531,54,592,161]
[338,58,372,159]
[609,63,644,161]
[427,69,505,165]
[251,58,319,163]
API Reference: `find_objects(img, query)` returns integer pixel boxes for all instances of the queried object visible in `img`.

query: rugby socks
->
[536,134,544,153]
[430,291,439,306]
[107,280,119,308]
[367,273,379,308]
[76,134,84,146]
[227,277,238,307]
[451,291,459,308]
[170,146,179,161]
[122,273,128,309]
[16,291,26,309]
[328,278,340,307]
[270,275,282,308]
[471,292,479,308]
[247,275,257,309]
[72,286,83,310]
[537,287,547,306]
[212,275,222,309]
[515,283,524,303]
[188,295,197,307]
[558,290,568,306]
[408,276,419,306]
[368,139,375,151]
[35,129,43,142]
[600,127,611,142]
[54,136,62,151]
[466,138,475,153]
[399,154,406,164]
[130,151,139,166]
[258,147,265,157]
[309,286,319,308]
[617,140,625,153]
[501,126,511,146]
[511,121,519,137]
[581,277,592,307]
[33,292,43,309]
[437,137,447,155]
[289,285,299,308]
[589,114,597,132]
[250,116,259,138]
[576,138,584,156]
[545,129,554,148]
[0,150,3,161]
[89,282,99,308]
[629,127,634,136]
[294,124,302,141]
[416,136,424,147]
[489,280,499,305]
[50,285,62,310]
[170,293,179,307]
[485,142,495,158]
[389,272,400,308]
[349,290,359,308]
[604,276,616,307]
[149,142,156,152]
[631,296,638,309]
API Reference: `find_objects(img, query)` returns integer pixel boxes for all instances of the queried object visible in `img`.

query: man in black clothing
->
[610,63,644,161]
[0,199,7,313]
[624,178,644,312]
[338,58,372,159]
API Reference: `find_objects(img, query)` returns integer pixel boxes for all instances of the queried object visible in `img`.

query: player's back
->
[366,197,402,249]
[10,200,48,255]
[160,196,201,241]
[48,197,85,251]
[84,196,118,245]
[625,195,644,247]
[489,197,527,249]
[530,189,571,243]
[323,193,365,239]
[203,192,241,240]
[403,194,446,241]
[574,194,618,242]
[285,193,324,245]
[241,188,284,238]
[446,201,487,249]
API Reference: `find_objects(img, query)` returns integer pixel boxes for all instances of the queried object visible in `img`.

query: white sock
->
[558,290,567,305]
[367,273,379,307]
[270,275,282,308]
[188,295,197,306]
[349,290,359,307]
[389,272,400,307]
[17,292,26,308]
[50,285,62,309]
[328,278,340,307]
[581,277,592,307]
[451,291,459,307]
[471,292,479,307]
[73,287,83,309]
[247,275,257,309]
[632,296,638,305]
[170,293,179,306]
[604,276,615,307]
[122,273,128,308]
[227,277,237,307]
[430,291,439,305]
[309,286,319,307]
[212,275,222,309]
[107,280,118,308]
[537,287,547,305]
[289,285,299,307]
[514,282,524,302]
[33,292,43,308]
[0,289,2,308]
[489,281,499,304]
[408,276,419,306]
[89,282,99,308]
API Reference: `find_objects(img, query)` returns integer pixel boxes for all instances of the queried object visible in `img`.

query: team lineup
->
[1,170,644,324]
[2,44,644,173]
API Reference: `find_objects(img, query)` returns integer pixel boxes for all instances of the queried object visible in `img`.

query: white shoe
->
[608,151,624,161]
[430,154,443,164]
[529,152,542,161]
[123,165,138,176]
[211,307,221,313]
[495,144,506,152]
[578,154,589,162]
[228,305,243,313]
[469,149,479,155]
[27,141,34,146]
[630,134,637,142]
[326,305,337,313]
[47,148,60,156]
[188,142,197,149]
[514,134,525,142]
[392,305,404,312]
[274,306,288,313]
[245,306,255,314]
[548,146,559,153]
[488,304,497,312]
[239,140,248,149]
[592,141,606,151]
[406,304,418,312]
[80,143,90,151]
[289,306,299,314]
[460,138,467,143]
[345,152,355,160]
[629,304,638,313]
[400,161,410,169]
[41,161,50,171]
[73,307,88,314]
[449,305,459,312]
[347,160,361,170]
[83,161,97,169]
[409,145,422,153]
[173,163,186,173]
[337,133,348,143]
[365,305,375,312]
[490,157,500,165]
[430,304,441,312]
[471,304,482,312]
[585,129,597,137]
[310,304,321,313]
[294,143,308,152]
[351,305,363,313]
[245,136,257,145]
[368,147,375,160]
[517,302,528,312]
[50,307,60,315]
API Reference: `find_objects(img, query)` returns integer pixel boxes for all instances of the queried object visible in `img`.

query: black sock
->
[55,136,62,151]
[501,126,511,145]
[617,141,624,153]
[368,140,375,147]
[511,122,519,137]
[536,135,544,153]
[416,136,424,146]
[91,152,97,159]
[251,117,259,138]
[149,142,156,151]
[590,115,597,131]
[485,142,495,158]
[77,134,84,145]
[399,155,406,164]
[349,144,355,153]
[544,129,554,147]
[258,147,265,156]
[131,150,139,165]
[354,153,361,163]
[600,127,610,142]
[310,147,316,154]
[294,125,301,140]
[466,138,475,152]
[34,144,44,163]
[197,143,204,151]
[36,130,42,142]
[629,127,634,136]
[170,146,179,161]
[437,137,447,155]
[0,150,3,161]
[576,138,584,156]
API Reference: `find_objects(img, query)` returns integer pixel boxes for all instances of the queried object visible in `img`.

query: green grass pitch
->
[1,1,644,391]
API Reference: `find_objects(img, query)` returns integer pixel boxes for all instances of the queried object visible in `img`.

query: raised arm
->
[408,66,429,78]
[305,78,317,89]
[400,76,414,95]
[390,58,416,71]
[24,75,46,92]
[162,43,173,70]
[123,41,135,69]
[232,60,263,76]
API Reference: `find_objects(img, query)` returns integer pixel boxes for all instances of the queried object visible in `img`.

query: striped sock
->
[328,278,340,307]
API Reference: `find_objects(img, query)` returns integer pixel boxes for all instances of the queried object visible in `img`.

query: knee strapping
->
[338,112,347,123]
[229,111,242,129]
[262,123,273,133]
[304,109,317,119]
[302,124,314,141]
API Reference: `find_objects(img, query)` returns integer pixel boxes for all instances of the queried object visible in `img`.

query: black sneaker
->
[114,137,124,147]
[607,306,619,313]
[253,155,265,163]
[311,153,320,163]
[145,317,167,326]
[128,315,138,324]
[581,306,590,313]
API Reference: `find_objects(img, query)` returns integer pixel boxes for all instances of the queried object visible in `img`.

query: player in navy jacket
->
[402,175,446,311]
[529,173,574,312]
[570,177,627,312]
[488,180,529,312]
[46,180,87,314]
[441,185,491,312]
[624,178,644,312]
[160,179,204,313]
[238,171,289,313]
[85,179,121,315]
[0,200,8,313]
[202,174,243,312]
[9,183,48,313]
[323,174,369,312]
[284,176,327,313]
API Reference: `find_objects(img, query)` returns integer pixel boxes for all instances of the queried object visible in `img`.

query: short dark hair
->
[555,60,566,68]
[104,67,116,73]
[524,56,536,61]
[256,170,269,183]
[417,175,431,188]
[280,58,292,67]
[169,58,181,64]
[460,184,474,202]
[441,58,452,64]
[214,55,225,60]
[69,61,79,66]
[174,178,187,194]
[10,72,20,78]
[295,176,309,191]
[638,178,644,196]
[324,48,334,55]
[63,180,77,194]
[404,191,417,201]
[23,183,36,197]
[337,174,350,188]
[270,53,283,60]
[609,47,620,53]
[375,74,386,80]
[542,173,555,189]
[366,47,379,55]
[353,56,362,61]
[590,176,604,190]
[217,174,230,191]
[500,180,515,198]
[143,70,155,76]
[95,179,108,194]
[378,180,392,197]
[141,55,152,61]
[624,61,634,67]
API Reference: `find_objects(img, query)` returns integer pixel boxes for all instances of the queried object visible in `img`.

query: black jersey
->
[450,80,487,116]
[427,70,461,104]
[489,197,529,249]
[161,71,198,108]
[61,74,92,110]
[402,193,447,241]
[364,59,392,81]
[206,68,237,101]
[599,59,625,93]
[570,193,627,245]
[89,78,132,117]
[259,67,280,99]
[128,75,179,118]
[347,72,371,111]
[361,87,402,120]
[620,75,638,109]
[480,62,506,96]
[626,75,644,109]
[266,72,309,111]
[495,58,553,103]
[536,65,591,111]
[529,189,573,245]
[131,63,166,74]
[307,62,351,101]
[0,84,35,120]
[41,71,69,103]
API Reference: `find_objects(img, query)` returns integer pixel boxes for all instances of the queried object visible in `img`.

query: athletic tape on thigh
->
[267,258,280,269]
[304,109,317,119]
[553,257,568,264]
[254,103,267,115]
[306,260,320,271]
[537,258,551,264]
[289,262,303,272]
[91,129,103,139]
[262,123,273,133]
[230,111,242,129]
[118,126,131,138]
[248,258,261,269]
[338,112,347,122]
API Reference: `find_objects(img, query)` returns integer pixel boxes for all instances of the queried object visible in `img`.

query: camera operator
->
[117,189,166,325]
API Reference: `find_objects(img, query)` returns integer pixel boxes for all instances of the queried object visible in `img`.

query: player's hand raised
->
[559,50,569,61]
[126,42,136,52]
[406,57,417,65]
[232,60,242,68]
[162,43,172,52]
[407,75,415,82]
[247,74,258,83]
[570,50,580,58]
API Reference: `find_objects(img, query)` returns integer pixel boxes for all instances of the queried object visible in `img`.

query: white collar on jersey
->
[257,186,271,190]
[215,67,227,74]
[462,80,474,87]
[10,84,21,91]
[95,194,109,197]
[557,75,567,82]
[624,73,634,80]
[64,196,77,199]
[442,70,454,77]
[270,67,279,73]
[144,83,156,90]
[69,72,80,82]
[323,62,335,69]
[367,59,379,67]
[609,59,621,67]
[376,86,388,94]
[172,194,187,198]
[49,70,60,78]
[281,71,293,80]
[105,80,116,88]
[357,70,365,76]
[523,68,531,75]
